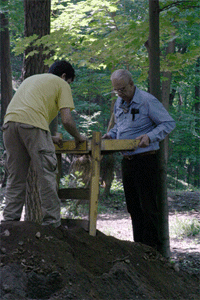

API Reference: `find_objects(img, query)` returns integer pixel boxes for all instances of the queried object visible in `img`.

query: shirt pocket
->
[39,150,58,173]
[126,113,140,127]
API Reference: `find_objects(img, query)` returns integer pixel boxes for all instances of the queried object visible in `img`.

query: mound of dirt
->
[0,220,199,300]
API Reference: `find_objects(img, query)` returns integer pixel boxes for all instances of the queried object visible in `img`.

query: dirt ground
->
[0,191,199,300]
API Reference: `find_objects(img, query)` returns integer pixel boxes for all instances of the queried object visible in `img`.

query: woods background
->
[0,0,199,190]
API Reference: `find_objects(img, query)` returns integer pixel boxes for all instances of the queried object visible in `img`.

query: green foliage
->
[2,0,200,189]
[99,176,126,212]
[167,174,193,191]
[61,200,89,218]
[56,66,112,139]
[1,0,24,37]
[168,63,200,188]
[47,0,150,75]
[12,0,200,82]
[159,1,200,74]
[11,0,200,87]
[79,111,101,138]
[14,35,38,56]
[110,176,124,193]
[170,215,200,238]
[0,0,24,80]
[60,171,85,188]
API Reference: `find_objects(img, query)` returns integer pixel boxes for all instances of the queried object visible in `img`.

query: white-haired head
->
[111,69,133,83]
[111,69,135,103]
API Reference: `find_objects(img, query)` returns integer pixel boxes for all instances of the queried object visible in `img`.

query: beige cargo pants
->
[2,122,61,227]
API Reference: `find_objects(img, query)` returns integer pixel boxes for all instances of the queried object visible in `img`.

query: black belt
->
[123,150,157,160]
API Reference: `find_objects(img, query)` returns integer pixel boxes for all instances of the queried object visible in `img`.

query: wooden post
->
[54,136,139,235]
[89,132,101,236]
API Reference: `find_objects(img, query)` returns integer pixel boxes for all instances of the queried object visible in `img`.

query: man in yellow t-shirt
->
[2,60,86,227]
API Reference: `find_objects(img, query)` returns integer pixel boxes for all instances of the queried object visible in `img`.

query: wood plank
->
[89,132,101,236]
[101,139,140,152]
[55,139,139,154]
[54,140,89,154]
[58,188,90,200]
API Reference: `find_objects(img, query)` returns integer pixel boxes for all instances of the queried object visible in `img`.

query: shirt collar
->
[131,86,140,104]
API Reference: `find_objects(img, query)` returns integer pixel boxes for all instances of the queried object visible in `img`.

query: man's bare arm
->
[60,108,86,147]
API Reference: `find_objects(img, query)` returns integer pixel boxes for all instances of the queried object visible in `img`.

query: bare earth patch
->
[97,191,200,277]
[0,190,199,299]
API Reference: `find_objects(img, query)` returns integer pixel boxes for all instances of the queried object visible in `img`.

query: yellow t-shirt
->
[4,73,75,131]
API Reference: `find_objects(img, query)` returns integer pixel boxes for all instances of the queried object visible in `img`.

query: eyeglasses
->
[113,83,129,93]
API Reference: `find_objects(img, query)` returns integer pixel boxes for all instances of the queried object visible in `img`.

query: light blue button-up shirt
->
[108,87,176,155]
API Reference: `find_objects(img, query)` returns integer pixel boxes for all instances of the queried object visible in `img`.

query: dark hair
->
[48,60,75,81]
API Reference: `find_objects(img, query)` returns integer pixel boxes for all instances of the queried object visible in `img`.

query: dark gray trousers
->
[122,154,161,249]
[2,122,61,227]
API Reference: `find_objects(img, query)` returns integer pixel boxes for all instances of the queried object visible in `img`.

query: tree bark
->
[194,57,200,187]
[148,1,161,101]
[0,1,13,127]
[162,37,175,111]
[161,36,176,163]
[22,0,50,80]
[101,90,116,196]
[23,0,51,223]
[148,0,170,258]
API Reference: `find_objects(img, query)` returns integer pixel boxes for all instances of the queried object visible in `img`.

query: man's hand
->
[52,133,63,148]
[74,134,87,148]
[136,134,150,148]
[102,133,112,139]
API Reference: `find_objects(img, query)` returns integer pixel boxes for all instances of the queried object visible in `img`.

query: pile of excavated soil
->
[0,220,199,300]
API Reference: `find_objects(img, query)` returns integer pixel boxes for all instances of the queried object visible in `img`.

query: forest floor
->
[0,190,199,300]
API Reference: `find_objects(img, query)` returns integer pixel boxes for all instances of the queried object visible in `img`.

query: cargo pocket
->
[39,150,58,173]
[19,124,35,129]
[1,123,9,131]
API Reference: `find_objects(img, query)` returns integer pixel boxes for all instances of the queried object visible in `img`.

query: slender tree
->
[161,35,176,162]
[101,89,116,195]
[23,0,51,223]
[148,0,170,258]
[0,0,13,126]
[194,57,200,187]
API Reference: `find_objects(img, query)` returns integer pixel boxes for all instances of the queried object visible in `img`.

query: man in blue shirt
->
[103,69,175,251]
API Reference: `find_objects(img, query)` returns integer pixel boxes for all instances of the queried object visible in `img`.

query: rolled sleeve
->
[147,121,176,143]
[108,125,117,139]
[146,98,176,143]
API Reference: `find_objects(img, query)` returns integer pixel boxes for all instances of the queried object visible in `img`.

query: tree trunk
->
[101,90,116,196]
[23,0,51,223]
[148,0,170,258]
[0,1,13,127]
[162,37,175,111]
[22,0,51,80]
[161,36,176,176]
[194,58,200,187]
[148,1,161,101]
[100,155,114,196]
